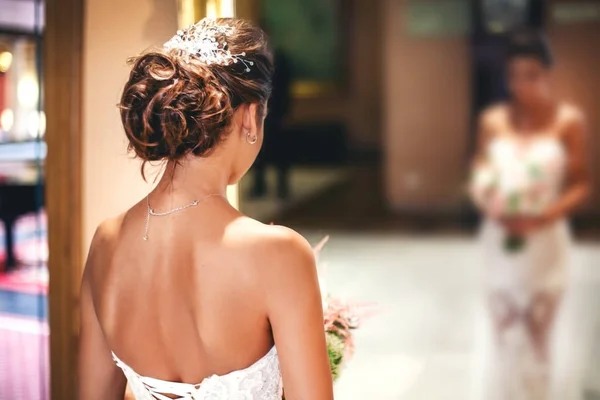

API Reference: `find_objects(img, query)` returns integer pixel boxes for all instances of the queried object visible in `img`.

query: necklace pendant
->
[143,234,148,241]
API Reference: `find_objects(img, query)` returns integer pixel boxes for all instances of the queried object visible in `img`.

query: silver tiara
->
[164,18,254,72]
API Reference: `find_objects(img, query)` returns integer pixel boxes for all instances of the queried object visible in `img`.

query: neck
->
[154,156,230,200]
[513,98,557,125]
[515,99,556,119]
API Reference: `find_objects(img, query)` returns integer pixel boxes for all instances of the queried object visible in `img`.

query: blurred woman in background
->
[470,29,591,399]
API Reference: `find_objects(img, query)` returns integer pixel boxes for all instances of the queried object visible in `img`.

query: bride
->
[77,18,333,400]
[471,29,590,399]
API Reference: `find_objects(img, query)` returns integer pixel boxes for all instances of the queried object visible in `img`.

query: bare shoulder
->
[481,103,509,124]
[559,102,586,128]
[475,103,509,153]
[84,214,126,279]
[478,103,510,136]
[259,225,314,265]
[92,215,125,251]
[553,102,586,147]
[226,219,321,314]
[224,217,316,282]
[226,217,314,263]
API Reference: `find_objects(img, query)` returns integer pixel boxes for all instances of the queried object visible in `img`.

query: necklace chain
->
[143,193,225,241]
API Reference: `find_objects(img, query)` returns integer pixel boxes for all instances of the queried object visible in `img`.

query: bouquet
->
[312,236,375,380]
[470,157,553,253]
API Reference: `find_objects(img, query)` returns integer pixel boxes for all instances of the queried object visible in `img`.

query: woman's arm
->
[78,227,127,400]
[469,107,499,215]
[542,110,591,223]
[472,108,495,168]
[262,227,333,400]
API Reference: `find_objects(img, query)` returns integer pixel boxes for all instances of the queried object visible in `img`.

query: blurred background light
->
[0,51,12,73]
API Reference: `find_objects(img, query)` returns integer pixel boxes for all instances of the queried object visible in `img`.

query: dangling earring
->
[246,131,257,145]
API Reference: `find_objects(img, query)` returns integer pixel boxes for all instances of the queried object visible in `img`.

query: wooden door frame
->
[45,0,83,398]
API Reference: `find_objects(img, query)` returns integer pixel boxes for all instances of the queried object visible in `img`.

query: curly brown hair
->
[118,18,273,179]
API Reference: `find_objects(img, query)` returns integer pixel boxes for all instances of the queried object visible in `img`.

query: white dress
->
[113,347,283,400]
[474,136,581,399]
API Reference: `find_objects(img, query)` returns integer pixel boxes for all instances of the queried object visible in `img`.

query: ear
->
[240,103,259,138]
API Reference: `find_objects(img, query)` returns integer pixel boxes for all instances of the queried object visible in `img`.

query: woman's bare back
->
[87,197,280,383]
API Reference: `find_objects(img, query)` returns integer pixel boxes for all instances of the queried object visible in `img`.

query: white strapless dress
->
[113,347,283,400]
[473,137,585,399]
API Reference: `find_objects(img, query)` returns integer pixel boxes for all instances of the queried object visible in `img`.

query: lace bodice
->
[113,347,283,400]
[487,136,567,208]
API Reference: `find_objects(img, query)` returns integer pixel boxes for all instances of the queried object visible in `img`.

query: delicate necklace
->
[143,193,225,241]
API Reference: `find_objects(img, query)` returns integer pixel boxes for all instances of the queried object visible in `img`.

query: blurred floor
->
[304,232,600,400]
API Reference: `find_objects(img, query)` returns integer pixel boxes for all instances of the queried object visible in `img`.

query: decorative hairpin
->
[164,18,254,72]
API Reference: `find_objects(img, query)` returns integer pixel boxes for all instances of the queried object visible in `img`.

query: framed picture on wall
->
[481,0,530,34]
[260,0,349,97]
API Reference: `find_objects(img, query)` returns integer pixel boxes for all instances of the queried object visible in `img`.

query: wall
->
[547,3,600,213]
[82,0,178,250]
[382,0,471,210]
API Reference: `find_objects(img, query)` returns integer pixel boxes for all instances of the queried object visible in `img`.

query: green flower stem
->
[504,234,526,253]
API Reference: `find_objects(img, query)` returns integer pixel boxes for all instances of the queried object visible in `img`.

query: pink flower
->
[323,297,378,358]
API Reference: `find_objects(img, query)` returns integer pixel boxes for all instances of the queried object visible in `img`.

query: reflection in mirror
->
[242,1,600,398]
